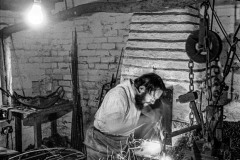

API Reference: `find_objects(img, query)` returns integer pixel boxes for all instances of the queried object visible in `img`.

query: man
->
[84,73,166,159]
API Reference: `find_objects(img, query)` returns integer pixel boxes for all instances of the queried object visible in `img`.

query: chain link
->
[188,60,194,92]
[213,58,220,78]
[189,106,194,126]
[212,58,221,103]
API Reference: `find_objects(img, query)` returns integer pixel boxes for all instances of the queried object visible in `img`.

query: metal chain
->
[189,108,194,126]
[212,58,221,103]
[188,60,194,92]
[188,59,195,126]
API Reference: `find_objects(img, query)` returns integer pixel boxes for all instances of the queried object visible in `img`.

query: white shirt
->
[94,80,141,136]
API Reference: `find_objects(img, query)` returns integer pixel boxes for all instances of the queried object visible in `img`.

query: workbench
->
[0,100,73,152]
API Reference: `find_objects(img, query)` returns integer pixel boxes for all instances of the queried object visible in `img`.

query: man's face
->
[135,87,163,109]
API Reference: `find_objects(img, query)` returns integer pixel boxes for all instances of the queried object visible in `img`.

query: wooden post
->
[14,115,22,152]
[0,39,7,105]
[33,122,42,148]
[51,120,57,136]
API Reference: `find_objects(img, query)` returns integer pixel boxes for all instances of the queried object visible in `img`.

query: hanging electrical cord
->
[210,0,215,31]
[208,1,231,45]
[208,0,240,64]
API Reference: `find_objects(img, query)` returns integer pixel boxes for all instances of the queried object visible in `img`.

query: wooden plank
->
[129,32,191,41]
[130,23,198,32]
[0,102,73,126]
[122,66,207,81]
[23,102,73,126]
[125,50,189,59]
[127,41,186,49]
[131,13,199,23]
[123,58,189,69]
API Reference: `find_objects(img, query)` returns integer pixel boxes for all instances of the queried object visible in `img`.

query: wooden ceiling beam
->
[52,0,202,22]
[0,0,204,39]
[0,0,63,12]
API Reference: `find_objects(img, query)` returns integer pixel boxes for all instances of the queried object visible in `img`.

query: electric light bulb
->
[25,1,44,27]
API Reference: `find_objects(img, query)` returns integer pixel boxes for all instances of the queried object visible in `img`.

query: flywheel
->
[185,30,222,63]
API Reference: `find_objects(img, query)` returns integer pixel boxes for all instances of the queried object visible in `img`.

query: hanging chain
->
[189,60,194,92]
[188,60,195,126]
[212,58,221,103]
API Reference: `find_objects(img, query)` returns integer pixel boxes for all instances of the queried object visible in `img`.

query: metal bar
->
[70,28,86,154]
[190,101,202,125]
[166,124,201,138]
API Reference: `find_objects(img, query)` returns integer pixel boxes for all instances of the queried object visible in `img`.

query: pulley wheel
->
[185,30,222,63]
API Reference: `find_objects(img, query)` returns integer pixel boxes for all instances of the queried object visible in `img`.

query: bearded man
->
[84,73,166,159]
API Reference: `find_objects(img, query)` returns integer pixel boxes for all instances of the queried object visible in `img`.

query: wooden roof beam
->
[0,0,204,39]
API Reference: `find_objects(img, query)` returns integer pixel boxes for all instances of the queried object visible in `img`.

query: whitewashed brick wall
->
[121,7,203,123]
[4,12,131,150]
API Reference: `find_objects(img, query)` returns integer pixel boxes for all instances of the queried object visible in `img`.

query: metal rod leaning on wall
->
[70,28,86,154]
[112,47,124,87]
[97,48,124,108]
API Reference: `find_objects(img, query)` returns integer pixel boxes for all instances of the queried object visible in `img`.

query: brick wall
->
[6,12,131,150]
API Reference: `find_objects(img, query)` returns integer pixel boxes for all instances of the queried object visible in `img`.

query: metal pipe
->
[166,124,201,138]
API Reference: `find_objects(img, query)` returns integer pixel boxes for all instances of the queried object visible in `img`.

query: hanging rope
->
[210,0,215,31]
[208,0,240,64]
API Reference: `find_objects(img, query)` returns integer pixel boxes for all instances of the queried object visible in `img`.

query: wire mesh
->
[9,147,85,160]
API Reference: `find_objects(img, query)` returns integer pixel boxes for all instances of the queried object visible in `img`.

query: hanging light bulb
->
[26,0,44,26]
